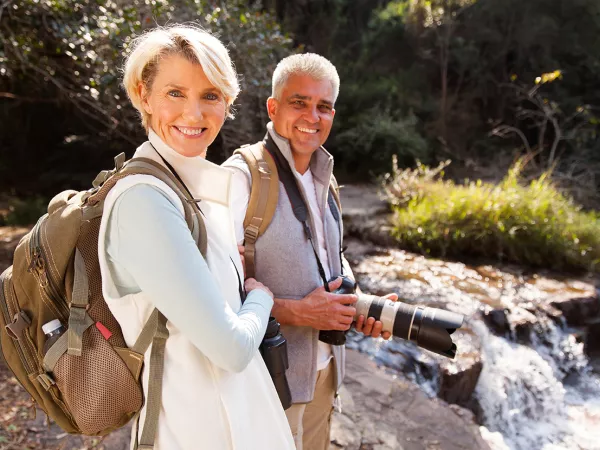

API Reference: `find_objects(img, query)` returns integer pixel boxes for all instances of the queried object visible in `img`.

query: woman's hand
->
[238,245,246,278]
[244,278,274,300]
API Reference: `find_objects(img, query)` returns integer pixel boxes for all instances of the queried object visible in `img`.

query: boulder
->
[438,328,483,407]
[585,318,600,356]
[330,349,490,450]
[549,288,600,326]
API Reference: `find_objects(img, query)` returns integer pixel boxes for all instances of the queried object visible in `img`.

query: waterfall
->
[473,320,600,450]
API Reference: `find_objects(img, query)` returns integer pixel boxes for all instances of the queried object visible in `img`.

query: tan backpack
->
[234,142,342,279]
[0,153,206,449]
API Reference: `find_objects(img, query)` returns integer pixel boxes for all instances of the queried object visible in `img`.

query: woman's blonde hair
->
[123,24,240,130]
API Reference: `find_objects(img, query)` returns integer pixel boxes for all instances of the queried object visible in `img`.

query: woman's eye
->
[205,92,220,101]
[168,90,183,98]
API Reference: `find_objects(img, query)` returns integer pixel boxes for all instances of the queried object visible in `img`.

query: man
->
[224,54,396,449]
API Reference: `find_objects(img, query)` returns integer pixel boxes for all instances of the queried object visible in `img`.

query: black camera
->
[318,276,465,359]
[259,317,292,409]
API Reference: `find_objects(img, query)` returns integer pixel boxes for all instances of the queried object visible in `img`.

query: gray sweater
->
[223,123,346,403]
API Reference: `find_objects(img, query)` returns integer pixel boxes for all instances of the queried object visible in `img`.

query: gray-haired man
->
[224,54,396,449]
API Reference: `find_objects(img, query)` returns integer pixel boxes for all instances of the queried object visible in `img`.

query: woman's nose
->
[184,100,204,121]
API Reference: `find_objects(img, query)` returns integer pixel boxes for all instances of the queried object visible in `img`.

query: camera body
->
[318,276,465,359]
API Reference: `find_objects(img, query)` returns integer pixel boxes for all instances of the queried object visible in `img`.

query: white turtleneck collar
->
[139,129,232,206]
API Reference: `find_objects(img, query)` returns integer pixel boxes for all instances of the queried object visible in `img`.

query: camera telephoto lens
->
[318,276,465,358]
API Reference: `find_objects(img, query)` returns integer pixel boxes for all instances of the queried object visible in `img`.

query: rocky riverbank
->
[1,184,599,449]
[340,184,600,450]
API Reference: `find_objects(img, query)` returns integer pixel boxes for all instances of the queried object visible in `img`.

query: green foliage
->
[335,110,429,178]
[382,158,600,272]
[0,197,47,226]
[0,0,294,196]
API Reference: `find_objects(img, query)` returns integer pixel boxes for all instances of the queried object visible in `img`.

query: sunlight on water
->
[472,321,600,450]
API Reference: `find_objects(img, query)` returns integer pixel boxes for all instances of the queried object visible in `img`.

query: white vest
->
[98,134,294,450]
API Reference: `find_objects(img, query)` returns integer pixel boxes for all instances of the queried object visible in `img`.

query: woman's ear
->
[138,83,152,115]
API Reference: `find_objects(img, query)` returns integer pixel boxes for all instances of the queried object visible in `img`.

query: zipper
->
[27,215,69,322]
[0,269,35,375]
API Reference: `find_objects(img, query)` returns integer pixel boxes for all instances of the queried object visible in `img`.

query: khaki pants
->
[285,362,336,450]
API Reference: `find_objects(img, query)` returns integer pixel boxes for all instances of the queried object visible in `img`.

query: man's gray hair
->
[272,53,340,103]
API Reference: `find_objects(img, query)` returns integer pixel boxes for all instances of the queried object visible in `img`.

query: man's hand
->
[354,293,399,340]
[274,277,357,330]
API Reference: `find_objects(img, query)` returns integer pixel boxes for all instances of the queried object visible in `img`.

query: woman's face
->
[140,54,227,158]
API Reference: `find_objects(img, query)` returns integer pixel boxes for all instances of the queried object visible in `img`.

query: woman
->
[97,25,295,449]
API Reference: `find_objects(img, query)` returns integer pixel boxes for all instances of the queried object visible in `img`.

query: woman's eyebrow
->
[165,83,188,91]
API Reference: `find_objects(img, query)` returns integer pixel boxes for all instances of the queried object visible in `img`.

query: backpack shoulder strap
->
[329,174,342,216]
[88,156,207,259]
[233,142,279,279]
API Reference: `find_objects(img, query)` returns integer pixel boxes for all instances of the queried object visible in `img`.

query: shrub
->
[335,110,429,179]
[381,157,600,272]
[1,197,47,226]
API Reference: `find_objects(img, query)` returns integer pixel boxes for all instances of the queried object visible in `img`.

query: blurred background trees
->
[2,0,600,207]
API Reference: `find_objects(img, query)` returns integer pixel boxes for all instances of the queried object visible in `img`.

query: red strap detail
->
[95,322,112,340]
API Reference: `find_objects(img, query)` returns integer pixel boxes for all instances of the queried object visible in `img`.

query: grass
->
[381,157,600,273]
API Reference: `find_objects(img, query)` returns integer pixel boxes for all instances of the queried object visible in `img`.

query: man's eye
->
[168,90,183,98]
[293,100,305,107]
[319,105,332,112]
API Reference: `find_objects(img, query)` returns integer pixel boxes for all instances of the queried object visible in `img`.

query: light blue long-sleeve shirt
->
[104,183,273,373]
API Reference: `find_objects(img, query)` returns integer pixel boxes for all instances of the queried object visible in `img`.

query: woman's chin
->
[169,129,210,157]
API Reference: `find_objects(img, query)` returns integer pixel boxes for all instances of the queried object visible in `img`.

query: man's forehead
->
[282,75,335,103]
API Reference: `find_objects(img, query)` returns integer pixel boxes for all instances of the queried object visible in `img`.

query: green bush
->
[381,157,600,272]
[335,110,429,179]
[1,197,47,226]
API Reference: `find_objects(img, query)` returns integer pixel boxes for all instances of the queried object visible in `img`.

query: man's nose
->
[303,106,319,123]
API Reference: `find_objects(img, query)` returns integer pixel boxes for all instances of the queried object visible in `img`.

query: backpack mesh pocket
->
[53,324,143,435]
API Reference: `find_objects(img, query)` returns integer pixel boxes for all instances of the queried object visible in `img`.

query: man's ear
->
[266,97,279,121]
[139,83,152,115]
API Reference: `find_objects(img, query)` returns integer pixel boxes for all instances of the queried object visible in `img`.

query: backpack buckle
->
[36,373,56,391]
[244,224,260,243]
[5,311,31,340]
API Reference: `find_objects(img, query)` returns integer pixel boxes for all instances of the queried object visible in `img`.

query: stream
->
[344,239,600,450]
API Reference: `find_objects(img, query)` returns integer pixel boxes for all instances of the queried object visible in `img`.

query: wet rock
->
[330,349,490,450]
[483,308,510,335]
[438,328,483,407]
[509,307,538,343]
[549,287,600,326]
[585,318,600,356]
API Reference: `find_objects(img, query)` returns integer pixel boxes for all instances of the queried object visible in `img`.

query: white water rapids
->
[346,244,600,450]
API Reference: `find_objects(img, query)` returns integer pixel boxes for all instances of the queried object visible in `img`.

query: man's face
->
[267,74,336,157]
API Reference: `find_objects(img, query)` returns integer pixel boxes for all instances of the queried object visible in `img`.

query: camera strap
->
[263,134,339,292]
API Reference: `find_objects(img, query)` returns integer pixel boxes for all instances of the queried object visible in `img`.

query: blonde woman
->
[97,25,294,449]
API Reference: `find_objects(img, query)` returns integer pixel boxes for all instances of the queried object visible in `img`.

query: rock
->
[509,307,538,343]
[585,318,600,356]
[483,308,510,335]
[340,184,396,247]
[438,328,483,407]
[329,349,490,450]
[549,287,600,326]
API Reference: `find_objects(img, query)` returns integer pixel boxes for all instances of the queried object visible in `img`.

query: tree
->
[0,0,294,195]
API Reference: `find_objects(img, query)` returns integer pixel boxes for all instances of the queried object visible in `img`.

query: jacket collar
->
[266,122,334,186]
[133,129,232,206]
